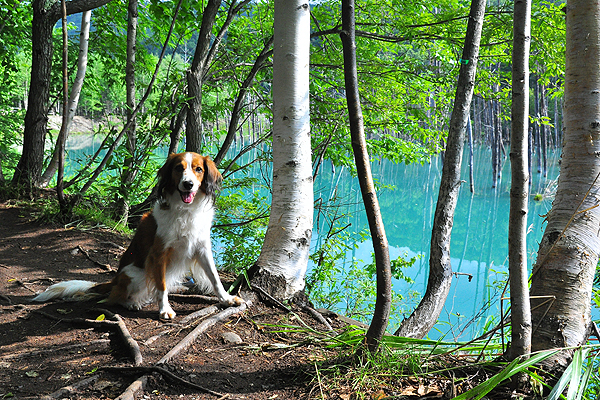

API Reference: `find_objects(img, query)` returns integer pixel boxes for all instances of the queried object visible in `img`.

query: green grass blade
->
[547,348,590,400]
[453,350,560,400]
[575,353,595,400]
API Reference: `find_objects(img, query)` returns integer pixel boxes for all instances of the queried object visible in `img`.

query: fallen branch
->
[178,304,220,325]
[159,300,251,364]
[114,374,148,400]
[34,309,142,365]
[144,304,220,346]
[115,300,251,399]
[101,365,225,397]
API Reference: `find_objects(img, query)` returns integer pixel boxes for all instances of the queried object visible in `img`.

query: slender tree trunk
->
[341,0,391,353]
[250,0,312,300]
[508,0,532,361]
[116,0,138,222]
[530,0,600,369]
[186,0,250,153]
[395,0,486,339]
[78,0,182,196]
[56,0,68,209]
[186,0,221,152]
[41,10,91,187]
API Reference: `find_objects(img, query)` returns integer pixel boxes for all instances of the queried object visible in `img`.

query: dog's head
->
[157,152,222,205]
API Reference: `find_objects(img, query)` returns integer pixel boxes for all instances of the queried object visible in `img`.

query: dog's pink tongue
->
[181,191,196,204]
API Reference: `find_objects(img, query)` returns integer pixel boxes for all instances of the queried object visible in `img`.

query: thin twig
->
[302,305,333,331]
[253,285,291,313]
[39,374,99,400]
[1,339,110,360]
[77,245,112,271]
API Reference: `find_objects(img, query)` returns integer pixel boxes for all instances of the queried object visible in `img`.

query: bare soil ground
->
[0,201,348,400]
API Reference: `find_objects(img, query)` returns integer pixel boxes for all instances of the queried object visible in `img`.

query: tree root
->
[168,293,220,303]
[94,308,143,365]
[253,285,291,312]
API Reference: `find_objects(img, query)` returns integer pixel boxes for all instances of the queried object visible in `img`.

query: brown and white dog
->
[33,152,243,320]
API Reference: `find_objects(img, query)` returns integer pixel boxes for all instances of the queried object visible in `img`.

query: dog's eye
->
[174,165,184,172]
[195,167,203,173]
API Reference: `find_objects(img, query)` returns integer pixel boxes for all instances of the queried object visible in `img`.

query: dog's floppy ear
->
[201,156,222,199]
[157,153,177,201]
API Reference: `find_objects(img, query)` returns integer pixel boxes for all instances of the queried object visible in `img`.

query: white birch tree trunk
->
[252,0,312,299]
[508,0,532,361]
[530,0,600,368]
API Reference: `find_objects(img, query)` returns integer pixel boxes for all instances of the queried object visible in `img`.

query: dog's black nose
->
[182,181,194,190]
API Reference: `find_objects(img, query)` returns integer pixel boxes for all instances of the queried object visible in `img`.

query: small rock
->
[221,331,242,344]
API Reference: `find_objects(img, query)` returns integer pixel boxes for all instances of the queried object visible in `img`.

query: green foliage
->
[307,218,417,332]
[213,176,269,274]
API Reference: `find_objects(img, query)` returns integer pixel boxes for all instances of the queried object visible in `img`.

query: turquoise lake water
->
[65,136,561,340]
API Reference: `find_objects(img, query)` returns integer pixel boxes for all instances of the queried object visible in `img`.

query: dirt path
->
[0,202,342,400]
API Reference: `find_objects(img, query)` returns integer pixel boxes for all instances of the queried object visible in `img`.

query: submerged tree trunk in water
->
[508,0,532,361]
[467,115,474,193]
[395,0,486,339]
[530,0,600,368]
[341,0,391,353]
[251,0,312,300]
[491,99,498,188]
[214,37,273,167]
[539,83,548,177]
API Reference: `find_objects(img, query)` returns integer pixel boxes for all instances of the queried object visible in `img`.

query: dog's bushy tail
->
[32,280,112,302]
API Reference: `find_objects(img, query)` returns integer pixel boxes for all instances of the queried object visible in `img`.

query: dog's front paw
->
[220,295,245,307]
[159,305,176,320]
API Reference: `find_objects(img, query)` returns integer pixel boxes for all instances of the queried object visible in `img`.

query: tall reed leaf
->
[452,350,560,400]
[547,347,592,400]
